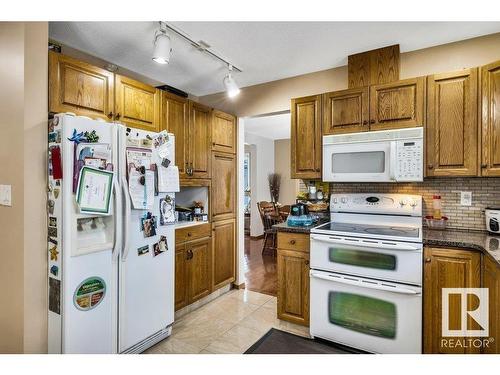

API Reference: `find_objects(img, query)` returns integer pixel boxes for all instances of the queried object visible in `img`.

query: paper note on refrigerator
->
[158,166,180,193]
[128,168,155,210]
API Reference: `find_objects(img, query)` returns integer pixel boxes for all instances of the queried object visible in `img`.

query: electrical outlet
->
[460,191,472,206]
[0,184,12,206]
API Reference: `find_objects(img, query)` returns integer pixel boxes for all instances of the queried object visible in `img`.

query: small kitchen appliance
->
[486,208,500,234]
[310,193,423,354]
[322,127,423,182]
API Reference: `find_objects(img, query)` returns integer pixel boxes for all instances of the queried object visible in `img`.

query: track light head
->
[223,65,240,98]
[153,23,171,64]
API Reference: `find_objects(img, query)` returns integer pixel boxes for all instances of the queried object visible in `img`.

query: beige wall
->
[0,22,48,354]
[274,139,298,205]
[24,22,49,354]
[199,32,500,117]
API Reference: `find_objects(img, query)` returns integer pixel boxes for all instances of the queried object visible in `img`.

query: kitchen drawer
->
[176,223,211,244]
[277,232,310,252]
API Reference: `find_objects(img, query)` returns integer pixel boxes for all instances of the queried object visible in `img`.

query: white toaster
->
[486,208,500,234]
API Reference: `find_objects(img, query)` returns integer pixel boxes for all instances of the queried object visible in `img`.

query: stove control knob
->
[341,197,347,204]
[410,200,417,208]
[333,198,338,204]
[399,199,407,206]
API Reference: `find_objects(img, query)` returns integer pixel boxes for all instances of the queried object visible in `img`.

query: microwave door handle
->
[389,142,397,181]
[310,272,420,295]
[310,234,420,252]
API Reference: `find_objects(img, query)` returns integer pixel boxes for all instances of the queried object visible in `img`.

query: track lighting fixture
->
[152,22,171,64]
[223,65,240,98]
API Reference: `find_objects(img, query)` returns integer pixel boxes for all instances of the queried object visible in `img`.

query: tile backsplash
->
[301,178,500,232]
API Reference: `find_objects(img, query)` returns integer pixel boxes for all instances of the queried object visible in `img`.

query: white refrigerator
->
[47,115,176,354]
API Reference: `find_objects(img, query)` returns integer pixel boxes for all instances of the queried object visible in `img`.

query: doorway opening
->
[242,111,298,296]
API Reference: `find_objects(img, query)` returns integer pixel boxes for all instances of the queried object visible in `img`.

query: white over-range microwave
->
[322,127,423,182]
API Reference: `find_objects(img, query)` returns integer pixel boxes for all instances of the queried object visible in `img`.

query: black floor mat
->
[244,328,365,354]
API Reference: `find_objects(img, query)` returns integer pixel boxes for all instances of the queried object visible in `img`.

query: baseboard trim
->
[249,235,264,240]
[233,282,245,290]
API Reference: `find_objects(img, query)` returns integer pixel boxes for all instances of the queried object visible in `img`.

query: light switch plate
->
[0,184,12,206]
[460,191,472,206]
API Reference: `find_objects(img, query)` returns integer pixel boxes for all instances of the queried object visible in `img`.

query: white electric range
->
[309,193,423,354]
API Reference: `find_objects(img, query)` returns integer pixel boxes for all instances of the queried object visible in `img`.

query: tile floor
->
[144,289,310,354]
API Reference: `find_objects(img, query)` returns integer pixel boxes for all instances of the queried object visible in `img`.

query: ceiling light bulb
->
[153,30,171,64]
[223,65,240,98]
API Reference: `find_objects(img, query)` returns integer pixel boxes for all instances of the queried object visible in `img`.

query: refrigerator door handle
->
[121,176,131,261]
[112,179,122,262]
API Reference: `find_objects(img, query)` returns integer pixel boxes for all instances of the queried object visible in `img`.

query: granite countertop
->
[273,219,328,234]
[274,222,500,266]
[423,228,500,265]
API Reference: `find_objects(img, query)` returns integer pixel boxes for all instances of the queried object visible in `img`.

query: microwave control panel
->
[395,139,423,181]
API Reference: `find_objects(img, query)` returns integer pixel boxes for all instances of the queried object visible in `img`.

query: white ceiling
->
[245,113,291,140]
[49,22,500,97]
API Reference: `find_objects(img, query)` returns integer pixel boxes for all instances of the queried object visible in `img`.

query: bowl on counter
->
[425,216,448,230]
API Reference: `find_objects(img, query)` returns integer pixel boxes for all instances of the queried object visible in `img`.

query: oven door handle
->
[310,234,421,252]
[310,272,421,295]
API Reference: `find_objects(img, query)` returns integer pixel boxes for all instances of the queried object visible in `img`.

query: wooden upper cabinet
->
[188,102,212,178]
[426,68,479,177]
[481,60,500,176]
[423,247,481,354]
[211,152,236,221]
[212,219,236,290]
[323,87,369,135]
[49,52,114,120]
[188,237,212,302]
[212,110,237,154]
[291,95,322,179]
[483,255,500,354]
[114,74,160,132]
[369,77,425,131]
[161,92,189,178]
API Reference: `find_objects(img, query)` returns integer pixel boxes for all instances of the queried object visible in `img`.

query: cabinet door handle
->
[187,232,192,237]
[428,164,434,170]
[107,112,114,119]
[115,113,121,120]
[289,239,296,245]
[362,120,368,126]
[305,260,309,266]
[370,119,375,124]
[481,164,488,168]
[425,257,431,263]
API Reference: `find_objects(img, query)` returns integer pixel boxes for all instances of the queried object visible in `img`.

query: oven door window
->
[329,248,397,270]
[329,291,396,339]
[332,151,385,173]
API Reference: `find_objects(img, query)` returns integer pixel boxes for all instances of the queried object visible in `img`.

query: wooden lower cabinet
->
[175,243,189,310]
[175,234,212,311]
[483,255,500,354]
[188,237,212,302]
[277,233,310,326]
[423,247,482,354]
[212,219,236,290]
